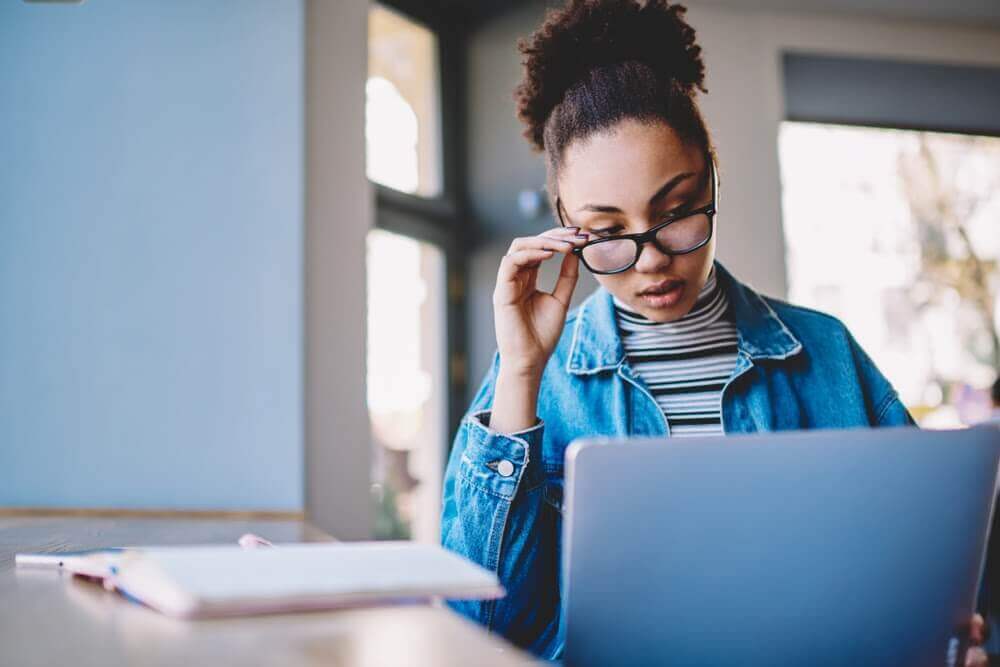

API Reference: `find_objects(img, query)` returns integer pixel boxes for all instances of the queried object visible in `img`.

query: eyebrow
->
[574,172,697,214]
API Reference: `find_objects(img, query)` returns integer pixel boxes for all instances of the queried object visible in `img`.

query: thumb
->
[551,251,579,307]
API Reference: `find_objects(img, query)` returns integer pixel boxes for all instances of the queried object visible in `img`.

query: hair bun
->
[515,0,706,151]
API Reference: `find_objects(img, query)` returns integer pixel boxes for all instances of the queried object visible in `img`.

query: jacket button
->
[496,460,515,477]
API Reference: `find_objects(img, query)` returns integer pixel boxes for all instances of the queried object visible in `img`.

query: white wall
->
[464,2,1000,396]
[689,2,1000,299]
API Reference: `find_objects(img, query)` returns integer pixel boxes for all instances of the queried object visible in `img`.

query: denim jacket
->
[440,261,915,660]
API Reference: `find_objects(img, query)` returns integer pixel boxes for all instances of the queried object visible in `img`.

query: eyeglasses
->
[555,160,718,275]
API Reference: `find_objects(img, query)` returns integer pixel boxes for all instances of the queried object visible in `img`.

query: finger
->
[495,249,552,306]
[965,646,987,667]
[540,227,590,244]
[497,248,555,283]
[512,239,575,256]
[543,229,591,253]
[551,252,579,308]
[509,232,588,254]
[508,237,576,254]
[971,614,986,645]
[539,226,582,239]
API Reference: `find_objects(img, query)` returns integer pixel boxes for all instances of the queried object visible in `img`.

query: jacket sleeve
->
[874,392,916,427]
[439,353,563,659]
[846,331,916,427]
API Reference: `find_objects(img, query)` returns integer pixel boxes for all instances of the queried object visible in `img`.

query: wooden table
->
[0,515,538,666]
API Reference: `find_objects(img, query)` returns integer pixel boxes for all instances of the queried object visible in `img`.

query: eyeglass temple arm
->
[554,196,568,227]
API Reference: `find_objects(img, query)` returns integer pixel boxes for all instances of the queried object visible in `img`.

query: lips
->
[638,279,685,296]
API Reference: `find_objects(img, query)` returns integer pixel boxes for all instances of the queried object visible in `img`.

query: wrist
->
[496,356,545,384]
[491,367,542,435]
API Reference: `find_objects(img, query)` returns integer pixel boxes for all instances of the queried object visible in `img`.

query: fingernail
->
[575,234,588,239]
[565,226,580,232]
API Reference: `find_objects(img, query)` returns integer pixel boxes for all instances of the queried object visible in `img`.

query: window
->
[779,122,1000,427]
[367,229,447,541]
[366,3,442,198]
[365,2,464,542]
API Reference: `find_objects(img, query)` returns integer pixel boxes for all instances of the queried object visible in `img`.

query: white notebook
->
[104,542,504,618]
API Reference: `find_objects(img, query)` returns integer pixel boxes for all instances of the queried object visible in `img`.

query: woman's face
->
[556,119,716,323]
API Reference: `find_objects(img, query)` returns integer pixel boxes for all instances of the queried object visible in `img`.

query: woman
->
[439,0,988,662]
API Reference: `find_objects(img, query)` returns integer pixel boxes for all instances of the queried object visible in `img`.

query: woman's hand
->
[490,226,588,434]
[493,226,587,377]
[966,613,988,667]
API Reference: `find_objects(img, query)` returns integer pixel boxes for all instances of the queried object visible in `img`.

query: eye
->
[660,202,694,222]
[590,225,623,237]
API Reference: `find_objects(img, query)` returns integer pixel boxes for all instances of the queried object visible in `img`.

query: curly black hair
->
[514,0,713,192]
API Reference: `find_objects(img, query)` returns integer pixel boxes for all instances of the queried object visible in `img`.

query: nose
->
[633,238,673,274]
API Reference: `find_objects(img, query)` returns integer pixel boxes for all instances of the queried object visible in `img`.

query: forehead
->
[557,119,705,210]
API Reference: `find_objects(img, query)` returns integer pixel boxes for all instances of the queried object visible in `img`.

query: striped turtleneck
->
[613,269,738,437]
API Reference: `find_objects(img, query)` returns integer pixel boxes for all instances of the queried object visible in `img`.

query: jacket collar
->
[565,261,803,375]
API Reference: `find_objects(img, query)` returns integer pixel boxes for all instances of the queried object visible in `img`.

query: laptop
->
[561,426,1000,667]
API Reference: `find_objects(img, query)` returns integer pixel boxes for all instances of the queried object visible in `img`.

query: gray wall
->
[783,53,1000,135]
[304,0,373,540]
[463,0,1000,399]
[465,3,599,397]
[0,0,304,510]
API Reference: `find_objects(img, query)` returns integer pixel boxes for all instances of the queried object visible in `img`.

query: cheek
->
[695,236,717,280]
[678,242,715,280]
[594,272,637,299]
[662,234,716,282]
[703,232,717,261]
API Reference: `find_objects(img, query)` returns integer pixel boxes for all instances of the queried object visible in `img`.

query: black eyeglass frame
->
[555,159,719,275]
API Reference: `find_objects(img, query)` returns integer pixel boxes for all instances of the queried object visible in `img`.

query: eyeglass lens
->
[580,212,711,273]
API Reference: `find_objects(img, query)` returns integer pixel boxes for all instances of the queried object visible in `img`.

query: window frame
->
[367,0,469,446]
